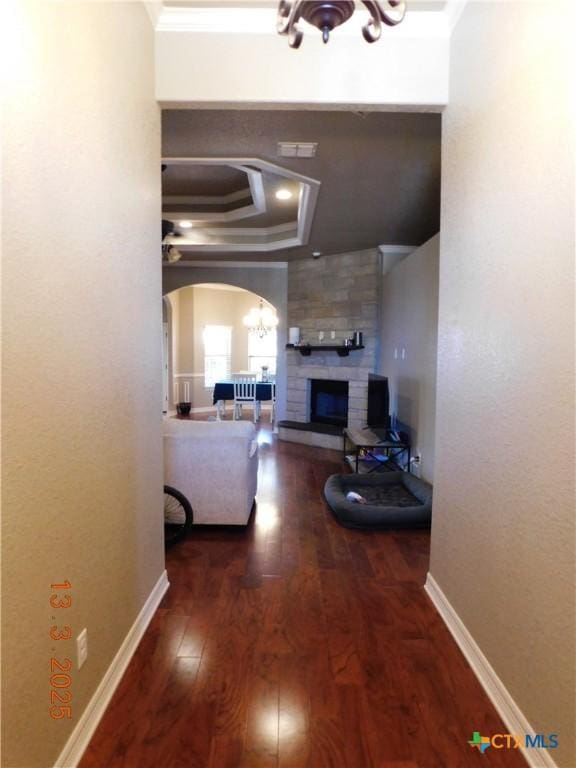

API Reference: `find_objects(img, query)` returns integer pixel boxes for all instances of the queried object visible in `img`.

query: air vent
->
[277,142,318,158]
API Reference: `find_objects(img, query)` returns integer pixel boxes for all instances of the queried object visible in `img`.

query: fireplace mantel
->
[286,343,365,358]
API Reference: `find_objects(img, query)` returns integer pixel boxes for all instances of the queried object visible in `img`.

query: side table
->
[343,427,411,473]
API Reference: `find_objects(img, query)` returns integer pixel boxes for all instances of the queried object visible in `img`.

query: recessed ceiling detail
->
[163,165,265,223]
[161,110,441,263]
[162,157,320,258]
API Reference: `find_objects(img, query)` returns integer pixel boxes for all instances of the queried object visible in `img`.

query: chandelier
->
[243,300,279,338]
[277,0,406,48]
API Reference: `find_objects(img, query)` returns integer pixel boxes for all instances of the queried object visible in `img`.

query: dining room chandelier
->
[277,0,407,48]
[243,300,279,338]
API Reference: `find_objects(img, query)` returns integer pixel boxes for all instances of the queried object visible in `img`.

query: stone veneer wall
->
[286,249,381,429]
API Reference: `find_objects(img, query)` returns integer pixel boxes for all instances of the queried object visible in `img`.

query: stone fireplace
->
[279,249,380,448]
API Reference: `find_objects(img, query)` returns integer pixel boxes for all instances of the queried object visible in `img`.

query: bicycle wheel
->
[163,485,193,547]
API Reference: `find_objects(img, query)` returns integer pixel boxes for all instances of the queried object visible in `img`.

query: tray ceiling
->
[162,109,441,263]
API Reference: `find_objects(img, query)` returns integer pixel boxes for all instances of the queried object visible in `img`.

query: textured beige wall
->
[167,289,181,407]
[430,2,575,765]
[178,286,196,374]
[380,235,439,482]
[1,3,163,767]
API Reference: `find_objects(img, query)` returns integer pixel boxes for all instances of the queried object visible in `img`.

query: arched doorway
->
[163,283,280,419]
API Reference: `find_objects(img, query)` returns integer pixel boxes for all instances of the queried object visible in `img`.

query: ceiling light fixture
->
[275,188,293,201]
[162,244,182,263]
[161,219,182,263]
[243,300,279,338]
[277,0,406,48]
[178,220,193,229]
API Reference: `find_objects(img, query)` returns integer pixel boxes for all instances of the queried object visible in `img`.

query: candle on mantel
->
[289,327,300,345]
[173,382,179,404]
[183,381,190,403]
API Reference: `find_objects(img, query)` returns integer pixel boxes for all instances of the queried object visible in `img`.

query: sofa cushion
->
[163,417,255,439]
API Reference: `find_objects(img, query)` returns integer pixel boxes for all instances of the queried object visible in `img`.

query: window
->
[248,329,277,375]
[203,325,232,387]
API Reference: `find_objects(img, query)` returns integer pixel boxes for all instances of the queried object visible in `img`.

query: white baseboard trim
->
[424,574,558,768]
[53,570,170,768]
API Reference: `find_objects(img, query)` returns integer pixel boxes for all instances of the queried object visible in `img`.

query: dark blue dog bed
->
[324,472,432,529]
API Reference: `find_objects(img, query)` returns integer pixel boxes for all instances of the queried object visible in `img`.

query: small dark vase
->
[176,402,191,416]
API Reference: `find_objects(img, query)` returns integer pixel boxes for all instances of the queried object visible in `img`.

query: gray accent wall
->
[379,234,439,482]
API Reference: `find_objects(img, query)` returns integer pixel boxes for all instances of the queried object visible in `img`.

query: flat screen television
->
[367,373,390,435]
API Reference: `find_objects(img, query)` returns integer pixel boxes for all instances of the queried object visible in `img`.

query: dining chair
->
[268,376,277,424]
[232,373,260,422]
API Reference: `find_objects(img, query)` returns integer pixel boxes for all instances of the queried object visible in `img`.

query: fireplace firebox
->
[309,379,349,428]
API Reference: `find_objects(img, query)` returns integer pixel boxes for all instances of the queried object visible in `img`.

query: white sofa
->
[163,418,258,525]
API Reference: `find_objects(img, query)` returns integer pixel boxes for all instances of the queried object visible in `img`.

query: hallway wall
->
[1,3,162,766]
[430,1,575,764]
[380,234,439,482]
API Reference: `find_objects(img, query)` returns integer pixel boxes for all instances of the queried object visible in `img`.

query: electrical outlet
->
[77,628,88,669]
[410,454,422,477]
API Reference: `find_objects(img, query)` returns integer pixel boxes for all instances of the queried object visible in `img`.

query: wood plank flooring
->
[80,425,526,768]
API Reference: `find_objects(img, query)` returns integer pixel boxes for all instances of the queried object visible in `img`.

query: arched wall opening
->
[162,271,287,421]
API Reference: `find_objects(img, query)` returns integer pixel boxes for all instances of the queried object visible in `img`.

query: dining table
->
[212,380,274,414]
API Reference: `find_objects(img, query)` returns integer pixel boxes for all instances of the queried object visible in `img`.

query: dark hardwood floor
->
[80,423,526,768]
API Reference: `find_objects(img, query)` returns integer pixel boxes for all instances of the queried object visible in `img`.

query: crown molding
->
[162,163,266,224]
[163,187,252,206]
[161,157,321,187]
[163,260,288,269]
[162,156,319,254]
[144,1,163,29]
[443,0,469,32]
[378,244,418,254]
[152,5,450,38]
[172,221,295,238]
